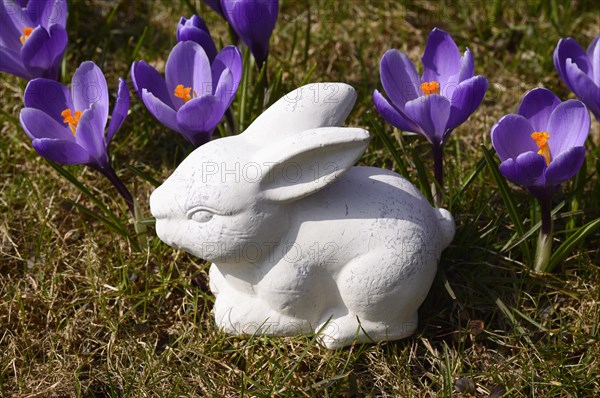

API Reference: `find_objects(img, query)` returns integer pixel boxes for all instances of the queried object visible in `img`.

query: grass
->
[1,0,600,396]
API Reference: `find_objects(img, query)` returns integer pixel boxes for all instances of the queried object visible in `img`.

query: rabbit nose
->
[150,186,169,219]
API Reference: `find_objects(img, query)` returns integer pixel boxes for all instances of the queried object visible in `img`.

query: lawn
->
[1,0,599,396]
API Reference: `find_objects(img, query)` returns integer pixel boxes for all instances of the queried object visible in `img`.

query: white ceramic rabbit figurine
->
[150,83,455,349]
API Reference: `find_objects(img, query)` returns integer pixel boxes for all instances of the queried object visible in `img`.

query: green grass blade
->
[545,217,600,273]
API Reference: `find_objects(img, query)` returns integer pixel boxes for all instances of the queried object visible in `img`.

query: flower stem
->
[534,196,553,272]
[100,165,135,219]
[228,25,239,46]
[432,142,444,207]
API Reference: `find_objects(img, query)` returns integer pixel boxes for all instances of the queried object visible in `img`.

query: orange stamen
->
[420,81,440,96]
[174,84,194,103]
[61,109,82,136]
[531,131,551,165]
[20,27,33,45]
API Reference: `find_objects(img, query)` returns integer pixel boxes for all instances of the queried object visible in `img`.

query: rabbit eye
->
[187,208,214,223]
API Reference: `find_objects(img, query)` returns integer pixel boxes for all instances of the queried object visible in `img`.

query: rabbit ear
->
[254,127,370,203]
[242,83,357,142]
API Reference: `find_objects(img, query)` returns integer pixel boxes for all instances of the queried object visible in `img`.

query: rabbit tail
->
[435,208,455,250]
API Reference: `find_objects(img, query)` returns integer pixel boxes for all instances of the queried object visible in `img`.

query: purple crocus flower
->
[0,0,68,80]
[131,42,242,147]
[491,88,590,272]
[203,0,225,18]
[176,15,218,63]
[19,61,134,214]
[373,28,488,191]
[554,35,600,121]
[491,88,589,200]
[221,0,278,69]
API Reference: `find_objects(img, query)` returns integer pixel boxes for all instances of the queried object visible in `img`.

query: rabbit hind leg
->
[316,250,435,348]
[316,311,418,349]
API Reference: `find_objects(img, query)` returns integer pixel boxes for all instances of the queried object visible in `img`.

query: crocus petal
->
[176,94,223,143]
[458,48,474,82]
[213,67,235,108]
[130,60,174,108]
[498,151,546,187]
[404,94,451,145]
[373,89,423,134]
[24,78,72,123]
[554,37,593,91]
[490,114,537,161]
[165,41,211,108]
[421,28,461,89]
[222,0,278,68]
[211,45,242,94]
[75,102,107,164]
[516,87,561,132]
[446,75,487,133]
[20,107,73,141]
[586,34,600,87]
[107,78,130,143]
[204,0,225,17]
[71,61,109,121]
[379,49,421,106]
[141,89,180,132]
[176,15,217,62]
[21,24,67,79]
[0,0,33,52]
[27,0,67,28]
[32,138,92,165]
[545,146,586,186]
[0,46,30,79]
[564,59,600,120]
[546,99,590,157]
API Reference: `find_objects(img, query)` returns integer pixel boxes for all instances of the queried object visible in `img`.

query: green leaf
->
[501,201,565,252]
[180,0,198,15]
[451,156,486,207]
[68,200,132,243]
[481,145,530,259]
[125,164,161,188]
[566,158,586,235]
[412,147,433,204]
[248,61,268,117]
[366,112,409,179]
[299,63,318,86]
[47,161,131,241]
[238,48,251,132]
[126,26,148,76]
[545,217,600,273]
